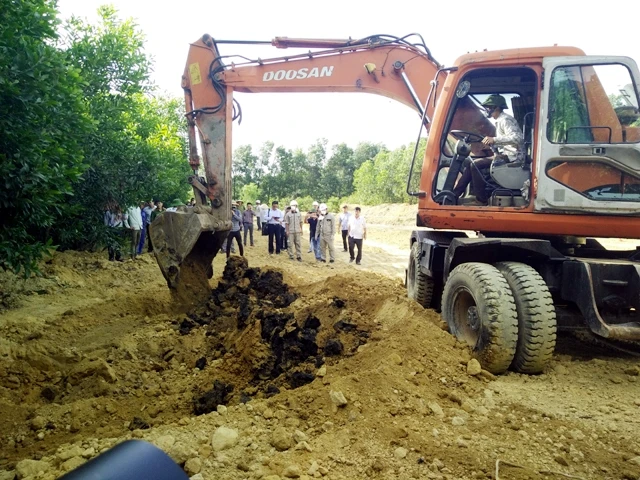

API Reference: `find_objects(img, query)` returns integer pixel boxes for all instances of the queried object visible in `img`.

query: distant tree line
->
[233,138,424,213]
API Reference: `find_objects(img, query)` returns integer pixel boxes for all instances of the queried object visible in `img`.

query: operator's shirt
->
[493,112,525,163]
[348,215,366,240]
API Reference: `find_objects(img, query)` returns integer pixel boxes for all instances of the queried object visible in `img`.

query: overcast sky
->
[57,0,640,153]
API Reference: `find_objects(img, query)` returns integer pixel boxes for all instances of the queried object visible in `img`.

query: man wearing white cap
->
[285,200,304,261]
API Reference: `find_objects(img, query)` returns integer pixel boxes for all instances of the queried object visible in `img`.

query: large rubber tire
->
[442,263,518,374]
[495,262,557,374]
[407,242,435,308]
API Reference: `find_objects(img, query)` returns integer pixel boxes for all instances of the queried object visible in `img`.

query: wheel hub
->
[467,306,480,331]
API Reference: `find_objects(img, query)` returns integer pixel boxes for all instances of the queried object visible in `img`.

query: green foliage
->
[352,139,424,205]
[240,183,262,206]
[1,2,191,274]
[0,0,92,275]
[51,7,190,251]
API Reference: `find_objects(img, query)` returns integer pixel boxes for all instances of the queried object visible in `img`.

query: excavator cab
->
[433,66,538,206]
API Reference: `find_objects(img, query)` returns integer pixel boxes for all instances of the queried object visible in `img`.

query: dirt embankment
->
[0,206,640,480]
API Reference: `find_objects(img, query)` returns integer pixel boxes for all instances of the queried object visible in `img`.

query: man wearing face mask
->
[315,203,336,263]
[285,200,303,261]
[452,94,524,203]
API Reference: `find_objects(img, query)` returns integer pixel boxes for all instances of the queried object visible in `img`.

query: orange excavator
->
[150,33,640,374]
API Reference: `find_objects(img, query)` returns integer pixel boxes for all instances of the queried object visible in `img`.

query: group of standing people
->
[105,195,368,266]
[104,199,173,261]
[223,199,367,265]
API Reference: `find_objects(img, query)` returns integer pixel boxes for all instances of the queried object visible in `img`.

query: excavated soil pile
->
[184,257,375,414]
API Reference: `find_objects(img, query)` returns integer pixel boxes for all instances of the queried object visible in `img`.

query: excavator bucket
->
[150,206,228,303]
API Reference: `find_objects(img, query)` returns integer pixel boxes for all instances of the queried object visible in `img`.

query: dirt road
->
[1,204,640,480]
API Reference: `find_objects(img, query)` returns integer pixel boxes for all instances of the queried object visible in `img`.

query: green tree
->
[233,145,258,198]
[240,183,262,206]
[352,139,424,204]
[52,6,190,250]
[0,0,92,275]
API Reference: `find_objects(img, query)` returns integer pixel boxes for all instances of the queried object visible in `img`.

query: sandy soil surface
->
[1,204,640,480]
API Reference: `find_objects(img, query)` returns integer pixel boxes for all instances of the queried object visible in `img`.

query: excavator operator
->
[452,94,525,204]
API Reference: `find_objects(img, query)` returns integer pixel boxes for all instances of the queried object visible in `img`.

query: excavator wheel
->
[407,242,435,308]
[442,262,518,374]
[496,262,557,374]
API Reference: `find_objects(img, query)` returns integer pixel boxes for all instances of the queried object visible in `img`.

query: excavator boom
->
[150,33,442,301]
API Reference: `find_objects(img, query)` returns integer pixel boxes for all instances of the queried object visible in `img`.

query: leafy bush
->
[0,0,92,276]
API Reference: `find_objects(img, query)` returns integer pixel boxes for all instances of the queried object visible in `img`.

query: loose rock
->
[30,416,47,431]
[184,457,202,475]
[61,457,85,472]
[329,390,348,407]
[451,416,466,426]
[428,402,444,418]
[308,461,320,475]
[282,464,302,478]
[15,459,51,479]
[394,447,408,459]
[58,445,84,461]
[293,430,308,443]
[466,359,482,376]
[271,427,293,451]
[211,426,239,451]
[155,435,176,452]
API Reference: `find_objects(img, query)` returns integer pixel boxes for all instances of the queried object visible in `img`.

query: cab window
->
[547,64,640,144]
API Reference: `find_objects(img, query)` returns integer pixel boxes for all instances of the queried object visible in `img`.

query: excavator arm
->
[151,33,441,301]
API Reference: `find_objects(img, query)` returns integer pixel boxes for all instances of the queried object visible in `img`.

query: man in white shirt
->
[265,200,283,254]
[124,203,143,260]
[338,204,351,252]
[347,206,366,265]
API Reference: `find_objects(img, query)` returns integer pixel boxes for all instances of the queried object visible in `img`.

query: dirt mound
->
[184,257,385,413]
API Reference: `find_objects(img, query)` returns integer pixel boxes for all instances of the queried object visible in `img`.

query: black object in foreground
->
[58,439,188,480]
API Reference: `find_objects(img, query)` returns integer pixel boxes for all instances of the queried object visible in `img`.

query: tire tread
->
[442,262,518,374]
[496,261,557,374]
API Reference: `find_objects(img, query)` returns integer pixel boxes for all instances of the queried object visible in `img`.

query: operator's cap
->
[290,200,298,207]
[256,200,261,204]
[231,201,238,206]
[319,203,328,213]
[312,201,319,206]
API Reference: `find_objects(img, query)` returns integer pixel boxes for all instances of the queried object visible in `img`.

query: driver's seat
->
[472,159,530,206]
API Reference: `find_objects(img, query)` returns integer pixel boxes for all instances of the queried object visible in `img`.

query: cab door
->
[535,56,640,214]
